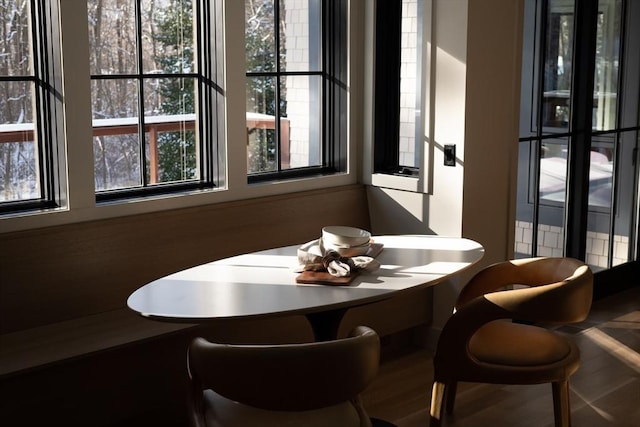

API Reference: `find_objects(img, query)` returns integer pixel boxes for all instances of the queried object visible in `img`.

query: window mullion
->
[135,0,148,187]
[564,0,599,259]
[274,0,283,172]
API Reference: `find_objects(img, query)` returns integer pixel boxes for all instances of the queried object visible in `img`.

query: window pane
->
[593,0,622,131]
[246,0,343,180]
[88,0,138,75]
[89,0,212,196]
[372,0,422,175]
[539,139,568,205]
[246,0,277,74]
[283,75,321,169]
[143,77,198,184]
[588,138,613,209]
[280,0,321,72]
[247,75,278,173]
[538,138,568,257]
[586,136,614,270]
[542,1,575,129]
[0,140,39,202]
[0,80,33,125]
[1,0,32,77]
[399,0,420,168]
[1,0,35,196]
[514,137,569,259]
[141,0,195,74]
[92,79,142,191]
[0,25,40,203]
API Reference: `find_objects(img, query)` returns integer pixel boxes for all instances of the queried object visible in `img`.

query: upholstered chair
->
[188,325,381,427]
[430,257,593,427]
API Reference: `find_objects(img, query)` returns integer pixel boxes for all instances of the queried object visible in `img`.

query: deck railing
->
[0,112,290,183]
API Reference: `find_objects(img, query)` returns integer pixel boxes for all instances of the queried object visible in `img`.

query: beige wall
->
[362,0,524,332]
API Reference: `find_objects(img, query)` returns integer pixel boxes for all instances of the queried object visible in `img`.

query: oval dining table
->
[127,234,484,341]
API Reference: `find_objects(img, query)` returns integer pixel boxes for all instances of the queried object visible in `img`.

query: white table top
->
[127,235,484,323]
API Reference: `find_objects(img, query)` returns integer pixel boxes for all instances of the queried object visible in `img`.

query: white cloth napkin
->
[294,238,380,277]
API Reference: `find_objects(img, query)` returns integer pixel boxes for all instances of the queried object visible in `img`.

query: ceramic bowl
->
[321,226,371,248]
[322,239,371,257]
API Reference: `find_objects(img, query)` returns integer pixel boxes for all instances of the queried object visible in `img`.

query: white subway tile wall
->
[515,221,629,268]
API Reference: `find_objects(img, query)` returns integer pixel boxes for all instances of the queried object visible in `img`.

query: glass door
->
[516,0,640,272]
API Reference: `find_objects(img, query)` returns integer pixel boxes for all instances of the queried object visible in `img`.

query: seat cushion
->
[468,320,572,366]
[202,389,369,427]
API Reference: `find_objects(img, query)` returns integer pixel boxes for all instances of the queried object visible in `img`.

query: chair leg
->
[445,381,457,414]
[552,380,571,427]
[430,381,446,427]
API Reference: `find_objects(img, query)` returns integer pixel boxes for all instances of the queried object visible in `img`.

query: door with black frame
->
[516,0,640,283]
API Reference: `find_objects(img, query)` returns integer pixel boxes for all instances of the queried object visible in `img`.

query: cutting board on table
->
[295,243,384,286]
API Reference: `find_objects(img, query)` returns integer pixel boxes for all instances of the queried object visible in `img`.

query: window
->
[516,0,640,270]
[373,0,423,177]
[0,1,61,212]
[245,0,348,182]
[88,0,224,200]
[1,1,357,230]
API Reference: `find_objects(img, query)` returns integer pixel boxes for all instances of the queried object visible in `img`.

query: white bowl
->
[322,239,371,257]
[322,226,371,247]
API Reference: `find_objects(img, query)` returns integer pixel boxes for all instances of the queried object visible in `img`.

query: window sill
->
[371,173,421,193]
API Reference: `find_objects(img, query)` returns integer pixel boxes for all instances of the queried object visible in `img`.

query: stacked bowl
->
[321,226,372,257]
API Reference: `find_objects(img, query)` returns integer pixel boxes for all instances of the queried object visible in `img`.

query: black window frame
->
[517,0,640,265]
[0,0,63,215]
[92,0,225,203]
[245,0,348,184]
[372,0,422,178]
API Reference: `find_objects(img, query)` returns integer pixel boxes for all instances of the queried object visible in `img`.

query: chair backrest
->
[456,257,593,324]
[435,257,593,365]
[430,258,593,424]
[479,257,593,324]
[187,326,380,413]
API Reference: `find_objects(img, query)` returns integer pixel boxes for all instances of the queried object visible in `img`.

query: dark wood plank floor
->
[363,286,640,427]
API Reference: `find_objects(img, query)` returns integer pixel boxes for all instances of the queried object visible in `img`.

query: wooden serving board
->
[296,270,357,285]
[295,243,384,286]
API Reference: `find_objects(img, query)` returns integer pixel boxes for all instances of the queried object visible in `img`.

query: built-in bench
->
[0,308,196,379]
[0,184,433,425]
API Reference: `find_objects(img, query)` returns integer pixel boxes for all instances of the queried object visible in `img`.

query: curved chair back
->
[456,257,592,321]
[187,326,380,426]
[430,257,594,427]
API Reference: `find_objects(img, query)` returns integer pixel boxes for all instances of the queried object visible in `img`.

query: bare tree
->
[0,0,35,201]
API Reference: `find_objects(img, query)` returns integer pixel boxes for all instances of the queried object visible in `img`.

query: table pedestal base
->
[305,308,348,341]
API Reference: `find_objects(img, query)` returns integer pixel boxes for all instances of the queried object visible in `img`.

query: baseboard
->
[593,260,640,300]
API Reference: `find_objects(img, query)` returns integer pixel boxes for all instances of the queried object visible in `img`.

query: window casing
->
[373,0,423,178]
[367,0,429,194]
[88,0,224,201]
[1,1,359,231]
[245,0,348,183]
[0,1,62,213]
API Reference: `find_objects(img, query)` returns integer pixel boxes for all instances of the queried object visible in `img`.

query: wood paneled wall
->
[0,185,371,334]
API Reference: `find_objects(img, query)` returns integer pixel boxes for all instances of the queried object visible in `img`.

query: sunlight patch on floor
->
[581,324,640,373]
[599,310,640,330]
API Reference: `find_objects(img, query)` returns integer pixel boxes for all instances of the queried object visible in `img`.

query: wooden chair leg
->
[430,381,446,427]
[445,381,457,414]
[552,380,571,427]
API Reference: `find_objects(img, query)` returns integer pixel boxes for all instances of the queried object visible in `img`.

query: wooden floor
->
[362,286,640,427]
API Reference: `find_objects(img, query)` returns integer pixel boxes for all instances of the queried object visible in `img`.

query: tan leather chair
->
[187,326,381,427]
[429,257,593,427]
